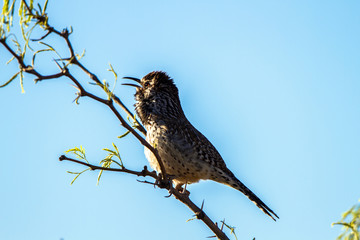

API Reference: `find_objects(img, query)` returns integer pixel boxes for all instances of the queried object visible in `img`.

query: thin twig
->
[22,0,32,13]
[31,28,53,41]
[59,155,157,178]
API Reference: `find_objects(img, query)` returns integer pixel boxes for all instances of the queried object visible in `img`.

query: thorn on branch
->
[61,28,70,38]
[140,165,149,176]
[220,219,225,231]
[195,201,205,220]
[136,179,156,186]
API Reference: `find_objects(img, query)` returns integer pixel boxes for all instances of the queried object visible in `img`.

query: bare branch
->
[173,191,230,240]
[31,28,53,41]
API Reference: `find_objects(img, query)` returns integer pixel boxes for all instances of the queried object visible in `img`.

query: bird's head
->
[123,71,178,102]
[123,71,184,124]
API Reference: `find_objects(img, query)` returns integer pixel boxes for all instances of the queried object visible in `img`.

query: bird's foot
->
[155,173,174,189]
[175,183,190,196]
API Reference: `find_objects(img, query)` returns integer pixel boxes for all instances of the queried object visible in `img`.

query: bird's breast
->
[143,121,211,185]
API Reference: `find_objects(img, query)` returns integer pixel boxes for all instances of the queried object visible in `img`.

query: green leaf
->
[97,156,113,185]
[43,0,49,14]
[18,0,24,23]
[107,63,118,93]
[37,3,42,14]
[103,148,116,155]
[343,207,356,219]
[6,56,15,65]
[39,41,63,64]
[0,25,5,39]
[19,70,25,93]
[334,200,360,240]
[6,0,16,28]
[186,217,196,222]
[74,95,80,105]
[1,0,9,19]
[102,143,124,168]
[101,80,113,99]
[220,220,238,240]
[97,169,104,185]
[110,159,123,167]
[0,71,20,88]
[11,37,21,54]
[76,49,85,60]
[118,130,130,139]
[32,48,52,66]
[70,168,90,185]
[22,21,37,51]
[26,0,34,23]
[65,146,88,163]
[112,142,119,154]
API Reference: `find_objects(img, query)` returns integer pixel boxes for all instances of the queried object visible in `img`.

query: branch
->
[63,69,168,179]
[1,1,232,239]
[172,191,230,240]
[0,38,27,69]
[22,0,32,13]
[20,0,146,136]
[59,155,230,240]
[47,26,147,135]
[1,33,168,181]
[71,58,146,135]
[59,155,157,178]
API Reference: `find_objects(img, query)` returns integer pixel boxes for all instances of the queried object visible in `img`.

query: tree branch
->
[0,1,233,239]
[172,191,230,240]
[59,155,230,240]
[59,155,157,178]
[46,25,147,135]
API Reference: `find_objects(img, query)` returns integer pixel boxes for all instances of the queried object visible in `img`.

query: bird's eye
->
[144,81,150,88]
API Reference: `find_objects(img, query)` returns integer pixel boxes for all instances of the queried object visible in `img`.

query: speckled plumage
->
[127,71,279,221]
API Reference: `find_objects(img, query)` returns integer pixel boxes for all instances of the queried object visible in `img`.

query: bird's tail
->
[233,178,279,221]
[218,170,279,221]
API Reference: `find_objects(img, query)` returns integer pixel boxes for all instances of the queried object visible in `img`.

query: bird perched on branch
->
[123,71,279,221]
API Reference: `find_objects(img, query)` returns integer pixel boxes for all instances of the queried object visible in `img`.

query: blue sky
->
[1,0,360,239]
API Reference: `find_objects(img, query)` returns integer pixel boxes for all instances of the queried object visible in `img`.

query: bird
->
[123,71,279,221]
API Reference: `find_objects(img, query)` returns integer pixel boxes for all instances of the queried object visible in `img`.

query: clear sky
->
[1,0,359,239]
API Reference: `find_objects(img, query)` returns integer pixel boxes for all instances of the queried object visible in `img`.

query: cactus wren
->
[123,71,279,221]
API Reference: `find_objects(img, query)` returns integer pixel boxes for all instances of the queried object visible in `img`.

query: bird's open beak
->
[122,77,141,88]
